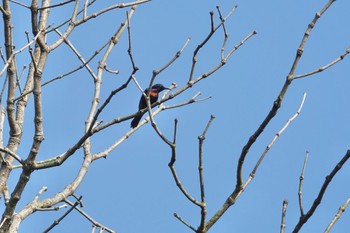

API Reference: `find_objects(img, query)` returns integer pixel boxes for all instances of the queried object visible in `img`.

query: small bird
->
[130,84,169,128]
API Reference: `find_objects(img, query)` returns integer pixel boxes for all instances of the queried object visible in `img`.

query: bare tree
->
[0,0,348,233]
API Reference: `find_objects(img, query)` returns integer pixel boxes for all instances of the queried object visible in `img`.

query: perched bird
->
[130,84,169,128]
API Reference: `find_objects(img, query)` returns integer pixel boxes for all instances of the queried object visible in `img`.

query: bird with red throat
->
[130,84,169,128]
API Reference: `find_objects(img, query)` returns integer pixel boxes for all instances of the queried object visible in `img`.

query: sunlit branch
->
[250,92,307,177]
[324,197,350,233]
[54,28,97,81]
[0,30,42,78]
[280,199,288,233]
[0,147,24,165]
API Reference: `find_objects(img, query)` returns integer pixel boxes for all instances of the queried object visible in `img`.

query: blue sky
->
[6,0,350,232]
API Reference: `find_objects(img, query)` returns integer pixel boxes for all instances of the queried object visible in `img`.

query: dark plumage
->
[130,84,169,128]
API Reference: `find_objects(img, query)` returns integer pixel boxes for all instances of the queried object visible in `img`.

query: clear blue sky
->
[8,0,350,232]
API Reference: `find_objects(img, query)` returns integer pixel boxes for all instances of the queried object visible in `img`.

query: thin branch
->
[236,0,335,193]
[43,196,83,233]
[64,199,116,233]
[292,150,350,233]
[38,0,75,10]
[173,213,196,232]
[216,5,233,60]
[147,89,175,146]
[84,0,89,19]
[72,0,151,27]
[53,28,97,81]
[37,204,67,211]
[324,197,350,233]
[34,186,47,202]
[293,47,350,79]
[0,30,42,78]
[103,65,119,75]
[280,199,288,233]
[8,0,30,9]
[0,218,7,228]
[169,157,203,207]
[298,150,310,216]
[288,0,336,77]
[47,0,98,34]
[189,5,238,81]
[163,92,211,110]
[0,147,24,165]
[250,92,307,177]
[198,115,215,232]
[127,11,138,71]
[206,92,307,230]
[147,36,191,94]
[14,42,107,102]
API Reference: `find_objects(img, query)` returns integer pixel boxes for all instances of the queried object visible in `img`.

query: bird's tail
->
[130,113,143,128]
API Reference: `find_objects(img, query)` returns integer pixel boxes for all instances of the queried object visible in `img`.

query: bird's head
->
[151,84,169,93]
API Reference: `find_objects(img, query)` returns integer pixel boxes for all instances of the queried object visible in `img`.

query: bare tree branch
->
[236,0,336,193]
[188,5,238,81]
[298,150,310,216]
[197,115,215,232]
[293,47,350,79]
[292,150,350,233]
[324,197,350,233]
[206,92,307,230]
[43,196,82,233]
[64,199,116,233]
[280,199,288,233]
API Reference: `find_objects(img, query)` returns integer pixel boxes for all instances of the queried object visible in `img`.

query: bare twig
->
[216,5,233,60]
[293,47,350,79]
[173,213,196,232]
[250,92,307,179]
[64,199,116,233]
[8,0,30,8]
[43,196,83,233]
[34,186,47,202]
[147,87,175,145]
[72,0,151,27]
[53,28,98,81]
[0,30,42,78]
[236,0,335,194]
[324,197,350,233]
[127,11,138,71]
[292,150,350,233]
[280,199,288,233]
[198,115,215,232]
[167,116,203,208]
[38,0,75,10]
[298,150,310,216]
[206,92,307,230]
[189,5,238,81]
[0,147,24,165]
